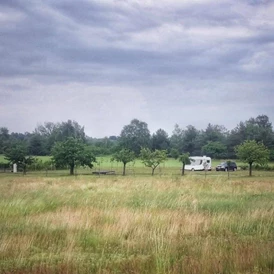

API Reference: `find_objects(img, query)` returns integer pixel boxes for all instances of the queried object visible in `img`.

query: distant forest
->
[1,114,273,160]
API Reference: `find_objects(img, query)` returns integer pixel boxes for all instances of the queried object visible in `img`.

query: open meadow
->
[0,170,274,274]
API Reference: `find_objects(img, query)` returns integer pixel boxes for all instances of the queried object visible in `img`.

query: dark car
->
[216,161,237,171]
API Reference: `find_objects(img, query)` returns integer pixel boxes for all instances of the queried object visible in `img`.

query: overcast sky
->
[1,0,274,137]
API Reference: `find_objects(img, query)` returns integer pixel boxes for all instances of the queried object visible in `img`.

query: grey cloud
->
[0,0,274,137]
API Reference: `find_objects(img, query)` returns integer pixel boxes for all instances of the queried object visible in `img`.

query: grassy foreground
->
[0,174,274,274]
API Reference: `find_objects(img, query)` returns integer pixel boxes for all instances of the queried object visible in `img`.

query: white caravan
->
[184,156,212,171]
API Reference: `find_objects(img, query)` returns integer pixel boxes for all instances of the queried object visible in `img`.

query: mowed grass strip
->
[0,175,274,274]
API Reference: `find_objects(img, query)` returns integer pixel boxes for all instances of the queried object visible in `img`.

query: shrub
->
[0,162,11,171]
[239,164,248,170]
[253,164,274,171]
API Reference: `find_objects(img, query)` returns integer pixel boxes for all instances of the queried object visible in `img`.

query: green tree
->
[235,140,270,176]
[170,124,184,154]
[182,125,199,155]
[179,153,191,176]
[170,148,180,159]
[28,134,47,156]
[151,129,170,151]
[51,137,96,175]
[35,120,86,154]
[111,149,135,176]
[88,137,118,156]
[57,120,86,142]
[140,148,167,176]
[227,115,274,159]
[0,127,10,153]
[4,141,34,174]
[202,141,227,159]
[119,119,151,155]
[35,122,58,154]
[170,124,201,155]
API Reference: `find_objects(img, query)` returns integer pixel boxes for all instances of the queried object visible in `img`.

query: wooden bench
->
[92,170,116,175]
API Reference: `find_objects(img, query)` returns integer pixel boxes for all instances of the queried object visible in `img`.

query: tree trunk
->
[70,164,74,175]
[181,164,185,176]
[249,162,252,176]
[23,164,26,175]
[152,167,155,176]
[123,163,126,176]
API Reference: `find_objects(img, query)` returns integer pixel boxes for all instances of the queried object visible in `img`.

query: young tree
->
[140,148,167,176]
[51,137,96,175]
[235,140,270,176]
[4,142,34,174]
[111,149,135,176]
[179,153,191,176]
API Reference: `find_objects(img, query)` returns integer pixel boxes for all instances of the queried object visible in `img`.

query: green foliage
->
[178,153,191,176]
[26,158,55,171]
[140,148,167,175]
[151,129,170,151]
[227,115,274,159]
[203,123,227,143]
[253,163,274,171]
[181,125,199,155]
[0,127,10,154]
[4,142,34,174]
[51,137,96,175]
[28,134,47,156]
[111,149,135,176]
[235,140,270,176]
[202,141,227,159]
[34,120,86,154]
[238,164,248,170]
[88,137,118,156]
[2,114,274,165]
[0,162,10,171]
[119,119,151,155]
[170,148,180,159]
[170,124,184,154]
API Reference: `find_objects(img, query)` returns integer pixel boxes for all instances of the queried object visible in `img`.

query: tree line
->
[1,115,273,159]
[0,115,273,176]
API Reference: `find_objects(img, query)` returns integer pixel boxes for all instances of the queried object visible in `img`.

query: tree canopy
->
[202,141,227,159]
[235,140,270,176]
[111,149,135,176]
[51,137,96,175]
[4,141,34,174]
[151,129,170,151]
[119,119,151,155]
[179,153,191,176]
[1,114,274,163]
[140,148,167,176]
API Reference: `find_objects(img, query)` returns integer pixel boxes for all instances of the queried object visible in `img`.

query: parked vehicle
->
[185,156,212,171]
[216,161,237,171]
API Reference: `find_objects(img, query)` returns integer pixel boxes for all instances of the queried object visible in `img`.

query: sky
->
[1,0,274,138]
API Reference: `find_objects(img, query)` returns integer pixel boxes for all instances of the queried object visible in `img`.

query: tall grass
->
[0,174,274,273]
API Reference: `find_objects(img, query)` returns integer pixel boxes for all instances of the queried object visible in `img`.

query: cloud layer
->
[1,0,274,137]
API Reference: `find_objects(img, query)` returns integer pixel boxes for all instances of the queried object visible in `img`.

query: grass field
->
[0,154,246,171]
[0,154,241,166]
[0,171,274,273]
